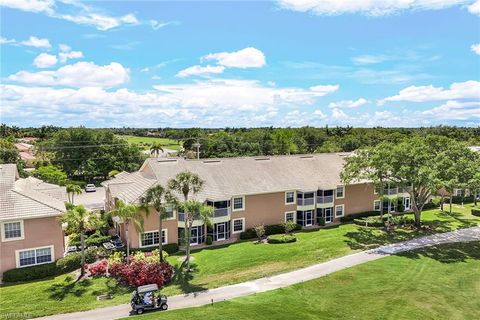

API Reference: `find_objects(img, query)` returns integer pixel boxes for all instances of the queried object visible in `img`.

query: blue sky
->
[1,0,479,127]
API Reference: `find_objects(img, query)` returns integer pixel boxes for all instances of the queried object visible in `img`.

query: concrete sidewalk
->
[34,226,480,320]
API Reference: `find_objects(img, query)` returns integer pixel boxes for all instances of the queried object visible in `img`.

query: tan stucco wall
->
[232,191,297,231]
[0,216,64,277]
[120,207,178,249]
[334,183,379,220]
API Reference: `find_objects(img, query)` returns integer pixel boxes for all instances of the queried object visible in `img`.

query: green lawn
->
[1,204,478,319]
[133,241,480,320]
[117,135,182,151]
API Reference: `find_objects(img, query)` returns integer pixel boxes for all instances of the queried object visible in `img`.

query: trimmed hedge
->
[240,223,301,240]
[451,196,474,204]
[267,234,297,244]
[56,248,97,273]
[2,262,58,282]
[122,243,179,254]
[206,236,213,245]
[340,211,379,223]
[472,208,480,217]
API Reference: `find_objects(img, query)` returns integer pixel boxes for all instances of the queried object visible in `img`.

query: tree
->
[168,171,205,272]
[179,200,213,271]
[0,137,20,164]
[150,143,164,158]
[110,200,144,263]
[33,164,68,185]
[283,220,297,235]
[254,224,265,242]
[59,204,99,278]
[66,184,82,205]
[139,185,174,263]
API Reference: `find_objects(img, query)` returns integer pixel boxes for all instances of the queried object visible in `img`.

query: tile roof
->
[106,153,351,203]
[0,164,66,221]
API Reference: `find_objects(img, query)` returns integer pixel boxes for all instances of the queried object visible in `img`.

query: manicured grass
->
[117,135,182,151]
[134,241,480,320]
[1,205,478,319]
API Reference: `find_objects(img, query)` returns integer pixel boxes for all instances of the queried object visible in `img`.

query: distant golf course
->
[117,135,182,151]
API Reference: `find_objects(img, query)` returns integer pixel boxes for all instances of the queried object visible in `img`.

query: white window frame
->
[335,204,344,218]
[15,245,54,268]
[232,196,245,212]
[1,220,24,242]
[285,191,296,205]
[231,218,245,234]
[454,189,462,197]
[373,200,381,212]
[336,185,345,199]
[165,205,176,220]
[139,229,168,248]
[285,211,296,223]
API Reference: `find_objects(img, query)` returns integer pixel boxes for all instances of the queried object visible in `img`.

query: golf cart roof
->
[137,284,159,294]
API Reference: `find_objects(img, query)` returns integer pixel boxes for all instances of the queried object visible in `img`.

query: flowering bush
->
[108,251,125,265]
[131,249,168,263]
[109,260,174,287]
[88,259,108,277]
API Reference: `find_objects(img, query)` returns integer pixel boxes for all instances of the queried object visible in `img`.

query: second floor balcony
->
[317,195,334,204]
[297,197,315,206]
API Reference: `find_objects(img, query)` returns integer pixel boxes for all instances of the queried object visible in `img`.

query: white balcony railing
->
[297,198,315,206]
[317,195,334,204]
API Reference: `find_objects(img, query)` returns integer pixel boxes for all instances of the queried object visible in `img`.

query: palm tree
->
[59,204,99,278]
[150,143,164,158]
[110,200,144,263]
[179,200,213,271]
[168,171,205,272]
[66,184,82,205]
[139,185,175,263]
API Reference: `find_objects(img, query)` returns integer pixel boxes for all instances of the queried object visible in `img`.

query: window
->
[140,230,167,247]
[374,200,381,211]
[336,186,345,199]
[232,196,244,211]
[2,221,23,241]
[335,205,344,217]
[285,211,295,222]
[17,246,53,267]
[165,205,175,219]
[455,189,463,197]
[232,218,245,234]
[285,191,295,204]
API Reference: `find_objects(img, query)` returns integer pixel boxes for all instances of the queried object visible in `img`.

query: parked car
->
[85,184,96,192]
[110,235,125,248]
[102,242,116,250]
[64,245,79,256]
[130,284,168,315]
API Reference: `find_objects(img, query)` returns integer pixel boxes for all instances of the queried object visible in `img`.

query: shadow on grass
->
[170,260,208,296]
[397,241,480,263]
[46,276,91,301]
[344,227,423,250]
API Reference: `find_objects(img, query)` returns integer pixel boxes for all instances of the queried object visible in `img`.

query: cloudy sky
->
[1,0,479,128]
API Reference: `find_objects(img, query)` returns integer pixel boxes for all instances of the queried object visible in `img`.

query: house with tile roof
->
[0,164,66,278]
[103,153,412,249]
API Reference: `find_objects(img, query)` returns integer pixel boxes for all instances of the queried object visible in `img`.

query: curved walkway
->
[35,226,480,320]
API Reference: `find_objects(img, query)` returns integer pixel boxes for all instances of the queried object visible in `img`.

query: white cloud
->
[59,44,71,52]
[59,50,83,63]
[313,109,327,119]
[471,43,480,55]
[328,98,368,109]
[203,47,266,68]
[422,100,480,120]
[378,80,480,105]
[8,61,129,88]
[20,36,51,48]
[0,36,16,44]
[176,65,226,78]
[468,0,480,14]
[150,20,171,30]
[352,55,389,65]
[0,0,139,31]
[33,53,58,68]
[277,0,476,16]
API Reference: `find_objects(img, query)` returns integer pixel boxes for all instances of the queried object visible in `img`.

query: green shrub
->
[267,234,297,244]
[451,196,474,204]
[56,248,97,273]
[240,228,257,240]
[2,262,58,282]
[317,216,325,226]
[423,200,438,210]
[264,224,284,235]
[206,236,213,245]
[340,211,379,223]
[85,232,111,247]
[353,216,384,228]
[163,243,179,254]
[240,223,301,240]
[122,243,179,254]
[472,208,480,217]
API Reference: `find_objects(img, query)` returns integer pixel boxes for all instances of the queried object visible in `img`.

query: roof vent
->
[203,160,221,163]
[300,155,313,159]
[254,157,270,161]
[157,159,178,163]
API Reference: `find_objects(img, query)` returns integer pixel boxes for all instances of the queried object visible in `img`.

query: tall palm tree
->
[66,184,82,205]
[150,143,164,158]
[110,200,144,263]
[59,204,99,278]
[139,185,175,263]
[179,200,213,272]
[168,171,205,272]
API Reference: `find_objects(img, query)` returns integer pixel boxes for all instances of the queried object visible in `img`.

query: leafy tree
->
[179,200,213,271]
[0,137,20,164]
[110,200,144,263]
[33,164,68,185]
[283,220,297,234]
[66,184,83,204]
[139,185,175,263]
[254,224,265,242]
[168,171,205,272]
[150,143,164,158]
[59,204,100,278]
